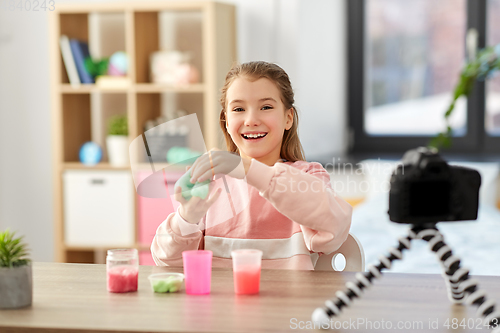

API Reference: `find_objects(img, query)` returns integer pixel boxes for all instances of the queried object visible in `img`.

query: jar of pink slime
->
[106,249,139,293]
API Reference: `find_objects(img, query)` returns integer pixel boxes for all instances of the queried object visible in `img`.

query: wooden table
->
[1,262,499,332]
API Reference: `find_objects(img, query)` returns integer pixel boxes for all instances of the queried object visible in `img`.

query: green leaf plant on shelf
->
[84,56,109,78]
[108,115,128,136]
[0,228,32,309]
[107,115,129,167]
[429,42,500,150]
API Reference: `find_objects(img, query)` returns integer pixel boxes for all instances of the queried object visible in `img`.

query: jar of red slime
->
[106,249,139,293]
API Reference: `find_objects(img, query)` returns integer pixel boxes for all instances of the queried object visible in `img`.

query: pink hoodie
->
[151,158,352,270]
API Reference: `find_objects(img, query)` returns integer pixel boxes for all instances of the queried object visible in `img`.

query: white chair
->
[314,233,365,272]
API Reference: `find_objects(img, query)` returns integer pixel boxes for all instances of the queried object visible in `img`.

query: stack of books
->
[59,35,94,86]
[59,35,130,89]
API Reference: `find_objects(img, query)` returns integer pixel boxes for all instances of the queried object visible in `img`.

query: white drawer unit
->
[63,170,134,247]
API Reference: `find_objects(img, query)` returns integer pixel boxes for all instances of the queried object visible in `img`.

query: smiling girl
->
[151,61,352,270]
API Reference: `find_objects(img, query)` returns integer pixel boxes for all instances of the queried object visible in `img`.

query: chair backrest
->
[314,233,365,272]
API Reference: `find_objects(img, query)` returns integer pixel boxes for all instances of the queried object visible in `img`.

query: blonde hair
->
[219,61,305,162]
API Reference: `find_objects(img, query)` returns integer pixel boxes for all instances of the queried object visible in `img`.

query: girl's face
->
[225,76,293,165]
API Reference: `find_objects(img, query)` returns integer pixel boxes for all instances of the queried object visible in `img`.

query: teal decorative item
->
[166,146,202,164]
[79,142,102,166]
[108,51,128,76]
[174,169,210,200]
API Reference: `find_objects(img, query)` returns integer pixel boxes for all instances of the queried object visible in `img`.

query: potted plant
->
[0,229,32,309]
[107,115,129,166]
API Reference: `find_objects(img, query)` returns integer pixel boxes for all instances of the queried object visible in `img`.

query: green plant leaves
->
[0,229,30,268]
[430,43,500,151]
[84,56,109,78]
[107,115,128,136]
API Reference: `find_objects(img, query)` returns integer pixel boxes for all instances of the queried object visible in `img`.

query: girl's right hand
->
[175,165,222,224]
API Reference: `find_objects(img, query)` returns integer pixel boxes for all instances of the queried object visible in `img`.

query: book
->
[59,35,80,87]
[69,39,95,84]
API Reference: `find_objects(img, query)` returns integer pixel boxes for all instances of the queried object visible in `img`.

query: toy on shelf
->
[166,147,202,165]
[108,51,128,76]
[150,50,199,85]
[92,51,130,89]
[79,142,103,166]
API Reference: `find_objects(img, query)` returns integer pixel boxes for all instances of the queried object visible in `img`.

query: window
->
[348,0,500,154]
[486,0,500,136]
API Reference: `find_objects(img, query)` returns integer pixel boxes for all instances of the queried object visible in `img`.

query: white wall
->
[0,9,53,261]
[0,0,347,261]
[229,0,347,159]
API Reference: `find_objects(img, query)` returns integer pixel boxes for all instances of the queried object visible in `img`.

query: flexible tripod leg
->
[311,231,414,325]
[312,226,500,332]
[414,227,465,303]
[416,227,500,331]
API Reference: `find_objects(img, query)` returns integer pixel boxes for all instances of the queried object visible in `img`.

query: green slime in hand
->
[175,169,211,201]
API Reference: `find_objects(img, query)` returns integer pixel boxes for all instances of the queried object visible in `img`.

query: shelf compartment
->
[134,12,159,84]
[62,94,91,162]
[134,10,203,84]
[93,93,128,163]
[60,12,127,85]
[61,93,129,164]
[59,13,88,84]
[89,12,126,58]
[136,93,162,136]
[135,93,205,163]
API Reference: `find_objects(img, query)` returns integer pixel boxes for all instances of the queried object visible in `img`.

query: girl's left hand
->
[189,148,252,183]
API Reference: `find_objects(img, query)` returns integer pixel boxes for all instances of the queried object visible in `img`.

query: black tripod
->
[312,224,500,332]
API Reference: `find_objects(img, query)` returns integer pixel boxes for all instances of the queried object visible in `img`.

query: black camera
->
[388,147,481,224]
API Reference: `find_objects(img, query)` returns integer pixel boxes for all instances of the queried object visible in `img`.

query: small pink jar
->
[106,249,139,293]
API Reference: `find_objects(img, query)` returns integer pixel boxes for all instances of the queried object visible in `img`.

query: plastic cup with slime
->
[148,273,184,293]
[231,249,262,295]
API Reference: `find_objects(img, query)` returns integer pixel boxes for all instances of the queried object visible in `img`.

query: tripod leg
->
[412,227,465,303]
[415,227,500,331]
[312,234,414,326]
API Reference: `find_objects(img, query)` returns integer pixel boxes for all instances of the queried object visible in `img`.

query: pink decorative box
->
[137,171,183,247]
[139,251,156,266]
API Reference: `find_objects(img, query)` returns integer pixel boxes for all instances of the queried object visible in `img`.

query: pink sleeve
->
[150,208,205,266]
[245,159,352,254]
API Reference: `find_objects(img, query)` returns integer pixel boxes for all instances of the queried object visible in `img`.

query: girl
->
[151,61,352,270]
